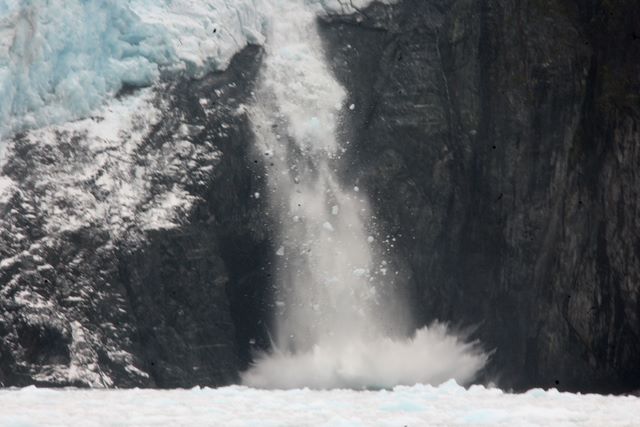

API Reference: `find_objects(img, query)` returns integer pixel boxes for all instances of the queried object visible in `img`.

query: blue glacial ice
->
[0,0,396,140]
[0,0,267,138]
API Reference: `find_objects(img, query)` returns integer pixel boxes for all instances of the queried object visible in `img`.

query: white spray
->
[242,0,488,389]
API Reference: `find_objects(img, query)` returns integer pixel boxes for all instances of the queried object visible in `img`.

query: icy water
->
[1,383,638,426]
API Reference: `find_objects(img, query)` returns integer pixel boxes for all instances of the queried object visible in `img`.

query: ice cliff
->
[0,0,391,141]
[0,0,267,139]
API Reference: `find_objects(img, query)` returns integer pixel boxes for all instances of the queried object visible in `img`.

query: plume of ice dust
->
[243,0,488,389]
[243,324,488,390]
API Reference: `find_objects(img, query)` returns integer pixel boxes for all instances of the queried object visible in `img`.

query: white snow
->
[2,87,214,238]
[0,384,637,426]
[0,175,13,204]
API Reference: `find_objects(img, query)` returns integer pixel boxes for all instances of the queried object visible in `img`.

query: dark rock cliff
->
[1,0,638,393]
[320,0,640,392]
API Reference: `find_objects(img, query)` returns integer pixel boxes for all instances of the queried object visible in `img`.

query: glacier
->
[0,0,393,142]
[0,0,266,139]
[0,0,393,235]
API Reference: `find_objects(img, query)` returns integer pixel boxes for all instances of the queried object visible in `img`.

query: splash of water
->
[243,1,488,389]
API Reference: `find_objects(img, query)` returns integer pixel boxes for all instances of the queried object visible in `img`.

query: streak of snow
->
[5,88,218,238]
[0,175,13,204]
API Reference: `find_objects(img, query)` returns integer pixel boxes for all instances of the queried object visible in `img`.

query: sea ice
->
[0,0,395,141]
[0,384,637,426]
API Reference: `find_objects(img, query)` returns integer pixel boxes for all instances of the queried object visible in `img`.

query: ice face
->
[245,0,486,389]
[0,0,266,140]
[0,0,397,142]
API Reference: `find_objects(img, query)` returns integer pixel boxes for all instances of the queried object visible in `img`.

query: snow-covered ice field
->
[1,382,638,426]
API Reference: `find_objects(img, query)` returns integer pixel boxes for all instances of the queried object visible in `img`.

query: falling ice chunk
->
[354,186,360,192]
[331,205,339,215]
[322,222,334,232]
[254,192,260,199]
[309,117,320,128]
[367,236,374,243]
[325,276,338,285]
[353,268,367,277]
[349,104,355,110]
[276,246,285,256]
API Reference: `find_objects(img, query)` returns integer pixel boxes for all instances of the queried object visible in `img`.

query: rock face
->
[1,0,638,393]
[320,0,640,392]
[0,46,271,387]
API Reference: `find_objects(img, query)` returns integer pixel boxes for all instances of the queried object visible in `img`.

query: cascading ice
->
[243,0,488,389]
